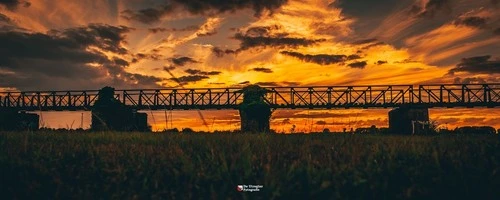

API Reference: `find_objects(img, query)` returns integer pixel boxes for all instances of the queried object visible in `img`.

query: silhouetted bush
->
[455,126,496,135]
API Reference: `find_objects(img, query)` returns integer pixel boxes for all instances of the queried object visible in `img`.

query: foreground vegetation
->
[1,132,499,199]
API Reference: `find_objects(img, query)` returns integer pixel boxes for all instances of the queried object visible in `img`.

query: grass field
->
[1,132,499,199]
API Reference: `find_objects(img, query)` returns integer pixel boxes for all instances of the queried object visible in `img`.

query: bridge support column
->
[388,106,429,134]
[239,85,271,133]
[0,109,39,131]
[91,87,150,132]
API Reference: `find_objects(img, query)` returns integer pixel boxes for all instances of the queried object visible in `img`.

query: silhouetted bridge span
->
[2,84,500,111]
[1,84,499,133]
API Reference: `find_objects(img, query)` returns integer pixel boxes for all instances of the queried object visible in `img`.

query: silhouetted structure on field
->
[91,87,150,131]
[239,85,271,133]
[0,109,38,131]
[2,83,500,133]
[389,106,430,134]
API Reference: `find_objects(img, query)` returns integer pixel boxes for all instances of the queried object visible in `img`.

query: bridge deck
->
[1,84,499,111]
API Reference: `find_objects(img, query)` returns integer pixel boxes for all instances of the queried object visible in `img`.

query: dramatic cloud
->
[453,77,487,84]
[170,75,209,84]
[280,51,361,66]
[347,61,368,69]
[376,60,388,65]
[412,0,452,18]
[0,0,30,11]
[352,38,378,45]
[51,24,133,54]
[0,13,17,31]
[170,56,198,66]
[251,67,273,73]
[255,82,279,87]
[0,13,11,23]
[163,66,176,71]
[211,47,237,57]
[494,28,500,35]
[454,16,488,29]
[148,25,199,33]
[0,23,163,90]
[184,69,221,76]
[122,0,289,24]
[449,55,500,74]
[234,30,322,51]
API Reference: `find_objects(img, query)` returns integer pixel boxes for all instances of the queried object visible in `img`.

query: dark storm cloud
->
[251,67,273,73]
[212,25,322,56]
[170,56,198,66]
[448,55,500,74]
[0,13,11,23]
[453,77,487,84]
[196,30,217,37]
[0,13,18,31]
[280,51,361,66]
[411,0,452,18]
[347,61,368,69]
[163,66,176,71]
[352,38,378,45]
[244,25,282,37]
[121,5,174,24]
[255,82,280,87]
[454,16,488,29]
[233,34,320,51]
[234,27,322,51]
[50,24,133,54]
[0,0,30,10]
[122,0,289,24]
[0,24,163,90]
[494,28,500,35]
[211,47,236,57]
[334,0,403,18]
[347,55,362,60]
[170,75,209,84]
[148,25,199,33]
[184,69,221,76]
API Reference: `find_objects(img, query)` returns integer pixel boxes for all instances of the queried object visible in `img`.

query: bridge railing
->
[264,85,416,108]
[417,84,500,107]
[118,88,243,110]
[0,90,100,111]
[1,84,500,110]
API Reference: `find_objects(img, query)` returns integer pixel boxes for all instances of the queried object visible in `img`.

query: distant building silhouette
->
[389,107,429,134]
[91,87,150,132]
[0,109,39,131]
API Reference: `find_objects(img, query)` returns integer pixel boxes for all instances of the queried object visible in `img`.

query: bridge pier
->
[0,109,39,131]
[388,106,429,134]
[91,87,150,132]
[239,85,271,133]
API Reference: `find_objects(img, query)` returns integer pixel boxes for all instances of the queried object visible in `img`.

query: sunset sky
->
[1,0,500,132]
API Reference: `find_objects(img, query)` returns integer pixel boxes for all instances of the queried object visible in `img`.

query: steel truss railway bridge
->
[1,84,499,133]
